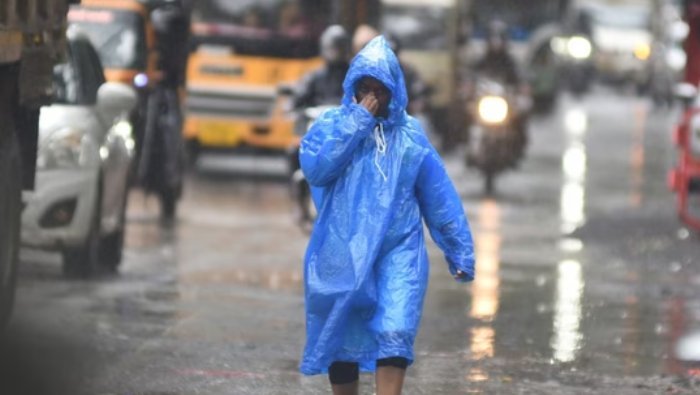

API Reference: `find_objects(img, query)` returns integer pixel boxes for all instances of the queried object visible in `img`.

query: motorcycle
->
[289,105,334,233]
[466,78,530,194]
[668,83,700,231]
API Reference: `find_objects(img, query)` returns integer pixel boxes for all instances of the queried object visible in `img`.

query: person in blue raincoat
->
[299,36,475,395]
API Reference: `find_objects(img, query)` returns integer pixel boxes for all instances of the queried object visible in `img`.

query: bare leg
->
[331,381,359,395]
[376,366,406,395]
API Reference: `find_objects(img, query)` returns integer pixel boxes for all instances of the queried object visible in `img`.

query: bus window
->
[191,0,331,58]
[68,8,148,70]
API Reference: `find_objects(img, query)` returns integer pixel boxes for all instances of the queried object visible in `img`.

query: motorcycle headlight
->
[567,36,592,60]
[37,128,98,170]
[478,96,509,125]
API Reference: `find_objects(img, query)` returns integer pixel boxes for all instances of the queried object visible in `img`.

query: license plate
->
[199,121,243,146]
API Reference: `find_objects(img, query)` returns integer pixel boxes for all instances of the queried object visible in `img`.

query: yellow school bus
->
[185,0,335,156]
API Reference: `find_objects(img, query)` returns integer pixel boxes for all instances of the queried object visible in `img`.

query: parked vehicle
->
[290,105,333,232]
[667,1,700,231]
[466,78,529,194]
[669,84,700,231]
[21,30,137,277]
[1,0,79,327]
[69,0,186,220]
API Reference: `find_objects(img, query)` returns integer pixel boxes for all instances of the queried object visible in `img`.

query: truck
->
[0,0,78,326]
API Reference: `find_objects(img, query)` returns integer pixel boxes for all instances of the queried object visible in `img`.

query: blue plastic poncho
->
[299,36,475,375]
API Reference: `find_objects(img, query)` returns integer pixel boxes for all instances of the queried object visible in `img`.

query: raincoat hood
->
[341,36,408,127]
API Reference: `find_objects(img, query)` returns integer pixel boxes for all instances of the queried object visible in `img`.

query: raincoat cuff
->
[348,102,378,133]
[448,260,474,283]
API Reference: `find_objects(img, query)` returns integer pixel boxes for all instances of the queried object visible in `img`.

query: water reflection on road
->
[9,92,699,394]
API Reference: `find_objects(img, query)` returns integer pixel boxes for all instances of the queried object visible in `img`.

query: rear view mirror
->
[97,82,137,124]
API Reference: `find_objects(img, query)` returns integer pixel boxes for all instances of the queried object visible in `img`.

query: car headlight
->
[567,36,592,60]
[634,43,651,61]
[37,128,98,170]
[478,96,509,125]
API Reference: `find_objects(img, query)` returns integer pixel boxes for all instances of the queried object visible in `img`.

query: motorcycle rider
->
[474,20,521,87]
[472,19,529,160]
[292,24,351,110]
[290,25,351,229]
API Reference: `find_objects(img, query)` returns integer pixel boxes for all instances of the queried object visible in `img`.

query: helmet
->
[486,19,509,52]
[320,25,350,64]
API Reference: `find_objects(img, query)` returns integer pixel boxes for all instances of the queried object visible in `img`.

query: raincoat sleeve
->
[299,104,375,186]
[416,147,475,282]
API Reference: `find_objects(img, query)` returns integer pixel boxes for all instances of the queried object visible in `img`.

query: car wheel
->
[0,117,21,328]
[99,192,127,271]
[62,188,101,278]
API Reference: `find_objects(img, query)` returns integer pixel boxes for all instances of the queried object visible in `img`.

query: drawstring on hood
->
[373,122,388,181]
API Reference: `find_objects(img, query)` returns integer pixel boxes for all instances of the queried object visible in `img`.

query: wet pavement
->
[2,89,700,394]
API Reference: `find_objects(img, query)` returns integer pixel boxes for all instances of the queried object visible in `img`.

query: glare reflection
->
[470,200,501,322]
[468,199,501,367]
[466,367,489,382]
[560,182,585,234]
[557,237,583,253]
[552,260,584,362]
[564,108,587,136]
[629,105,647,207]
[560,109,588,234]
[470,326,495,360]
[562,144,587,182]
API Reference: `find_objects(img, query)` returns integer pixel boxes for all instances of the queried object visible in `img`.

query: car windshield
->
[590,6,650,30]
[68,7,148,70]
[191,0,329,58]
[382,5,449,51]
[471,0,566,40]
[52,61,80,105]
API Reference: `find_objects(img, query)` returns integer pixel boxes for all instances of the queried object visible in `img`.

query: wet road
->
[2,90,700,394]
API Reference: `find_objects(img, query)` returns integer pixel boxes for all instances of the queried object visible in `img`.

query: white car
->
[21,30,137,276]
[586,3,653,87]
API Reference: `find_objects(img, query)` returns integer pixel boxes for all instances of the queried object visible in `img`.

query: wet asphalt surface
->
[2,89,700,394]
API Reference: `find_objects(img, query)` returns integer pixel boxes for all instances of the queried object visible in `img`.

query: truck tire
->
[0,115,21,328]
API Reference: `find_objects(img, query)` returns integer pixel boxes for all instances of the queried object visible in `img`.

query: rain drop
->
[670,262,682,273]
[536,275,547,287]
